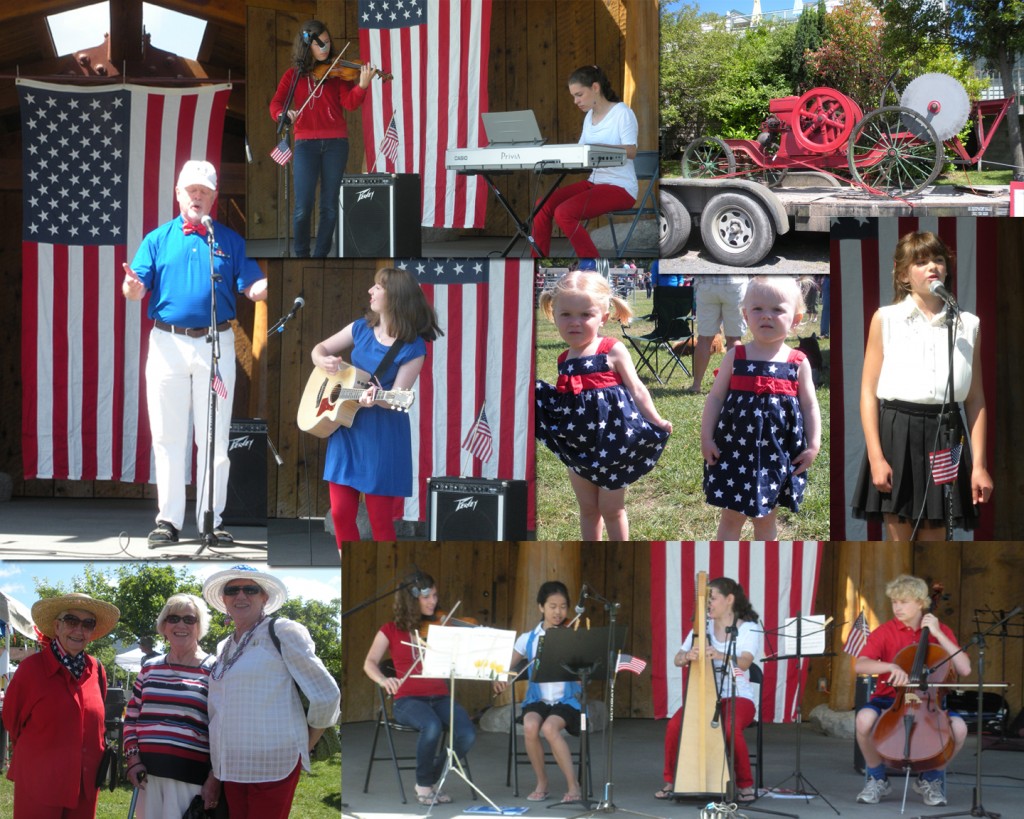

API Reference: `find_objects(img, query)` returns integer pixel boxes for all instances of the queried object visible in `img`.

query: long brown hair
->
[708,577,760,623]
[292,20,333,73]
[892,231,955,303]
[393,570,435,632]
[367,268,444,343]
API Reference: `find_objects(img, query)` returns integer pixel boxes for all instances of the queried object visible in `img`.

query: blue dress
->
[323,319,426,496]
[535,335,669,490]
[703,345,808,516]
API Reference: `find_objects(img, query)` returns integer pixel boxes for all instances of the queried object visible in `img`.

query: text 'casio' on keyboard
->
[446,144,626,172]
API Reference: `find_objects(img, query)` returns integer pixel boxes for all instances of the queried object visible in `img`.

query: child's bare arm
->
[608,342,672,433]
[792,355,821,475]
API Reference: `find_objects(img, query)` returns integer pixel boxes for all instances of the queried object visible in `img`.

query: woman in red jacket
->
[269,20,374,257]
[2,592,120,819]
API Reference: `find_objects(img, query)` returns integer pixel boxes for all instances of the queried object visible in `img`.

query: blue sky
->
[47,2,204,61]
[665,0,805,18]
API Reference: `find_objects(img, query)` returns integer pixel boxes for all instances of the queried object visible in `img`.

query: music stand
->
[762,613,839,815]
[419,624,518,817]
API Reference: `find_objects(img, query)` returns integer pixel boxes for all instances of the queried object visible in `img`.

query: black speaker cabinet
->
[338,173,421,257]
[223,419,267,527]
[427,477,528,540]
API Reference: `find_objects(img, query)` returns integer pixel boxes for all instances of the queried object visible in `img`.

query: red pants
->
[531,180,635,258]
[662,697,756,788]
[13,786,98,819]
[222,758,303,819]
[329,482,400,544]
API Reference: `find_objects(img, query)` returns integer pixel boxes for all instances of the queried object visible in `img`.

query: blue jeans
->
[821,275,831,336]
[392,695,476,787]
[292,137,348,257]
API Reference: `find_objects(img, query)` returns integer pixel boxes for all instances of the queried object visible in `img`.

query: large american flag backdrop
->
[359,0,491,229]
[830,217,998,540]
[399,260,535,526]
[650,542,823,723]
[18,79,231,482]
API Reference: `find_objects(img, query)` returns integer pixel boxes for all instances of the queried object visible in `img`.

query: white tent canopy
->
[0,591,35,641]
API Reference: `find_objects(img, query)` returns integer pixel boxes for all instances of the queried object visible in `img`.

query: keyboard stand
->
[477,168,569,257]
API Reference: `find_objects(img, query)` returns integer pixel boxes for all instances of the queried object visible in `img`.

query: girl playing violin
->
[269,20,375,257]
[854,574,970,807]
[493,581,582,804]
[657,577,762,803]
[363,571,476,806]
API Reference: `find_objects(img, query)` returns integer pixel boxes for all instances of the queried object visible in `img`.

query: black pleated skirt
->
[850,400,978,530]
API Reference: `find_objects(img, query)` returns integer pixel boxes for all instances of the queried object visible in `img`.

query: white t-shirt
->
[680,618,762,704]
[874,296,979,403]
[515,623,567,705]
[579,101,638,198]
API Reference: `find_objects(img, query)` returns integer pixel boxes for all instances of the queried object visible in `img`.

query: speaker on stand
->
[338,173,422,257]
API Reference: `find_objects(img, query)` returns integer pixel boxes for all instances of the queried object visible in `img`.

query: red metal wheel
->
[792,88,860,154]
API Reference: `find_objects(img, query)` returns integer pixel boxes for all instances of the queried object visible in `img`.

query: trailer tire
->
[659,190,692,257]
[699,192,775,267]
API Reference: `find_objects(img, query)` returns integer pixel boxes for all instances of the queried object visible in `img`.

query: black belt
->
[154,320,231,338]
[881,399,959,418]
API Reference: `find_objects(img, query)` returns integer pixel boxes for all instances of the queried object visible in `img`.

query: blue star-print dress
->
[535,335,670,490]
[704,345,808,516]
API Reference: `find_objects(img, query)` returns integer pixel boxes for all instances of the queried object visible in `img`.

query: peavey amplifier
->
[427,477,528,540]
[223,419,267,527]
[338,173,421,257]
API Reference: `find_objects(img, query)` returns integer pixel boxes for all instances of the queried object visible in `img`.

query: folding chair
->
[607,150,660,256]
[747,663,765,791]
[621,285,695,384]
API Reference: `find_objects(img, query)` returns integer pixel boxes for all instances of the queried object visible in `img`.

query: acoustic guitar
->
[296,363,415,438]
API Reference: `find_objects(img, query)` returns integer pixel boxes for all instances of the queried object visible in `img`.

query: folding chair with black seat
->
[621,285,695,385]
[747,663,765,791]
[505,661,593,799]
[363,660,474,804]
[607,149,660,257]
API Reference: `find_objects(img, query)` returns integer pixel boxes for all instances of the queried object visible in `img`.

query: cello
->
[674,571,731,794]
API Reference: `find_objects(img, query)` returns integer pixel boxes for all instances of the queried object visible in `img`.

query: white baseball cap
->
[176,160,218,191]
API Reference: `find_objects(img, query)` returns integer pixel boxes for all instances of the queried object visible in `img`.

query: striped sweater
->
[123,653,215,785]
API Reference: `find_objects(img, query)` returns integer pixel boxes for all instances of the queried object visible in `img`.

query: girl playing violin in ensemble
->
[657,577,762,803]
[854,574,970,807]
[493,581,582,804]
[363,571,476,806]
[269,20,375,257]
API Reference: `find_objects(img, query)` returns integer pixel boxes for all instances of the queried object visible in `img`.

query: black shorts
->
[859,694,962,720]
[520,701,581,736]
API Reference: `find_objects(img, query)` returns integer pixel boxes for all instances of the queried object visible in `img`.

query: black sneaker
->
[213,528,234,543]
[148,521,179,544]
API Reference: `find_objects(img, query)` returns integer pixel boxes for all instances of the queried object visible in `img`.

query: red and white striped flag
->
[379,114,400,164]
[211,365,229,401]
[18,79,230,482]
[359,0,492,228]
[270,137,292,166]
[843,609,870,657]
[616,652,648,675]
[399,259,534,526]
[929,440,963,485]
[831,217,997,540]
[461,404,494,463]
[650,542,823,723]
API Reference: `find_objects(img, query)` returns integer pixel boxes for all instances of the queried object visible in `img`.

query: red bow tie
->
[183,220,207,237]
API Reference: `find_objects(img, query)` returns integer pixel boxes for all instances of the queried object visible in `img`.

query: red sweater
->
[2,647,107,809]
[269,67,368,140]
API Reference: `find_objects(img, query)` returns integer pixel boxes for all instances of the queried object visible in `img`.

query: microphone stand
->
[195,227,223,556]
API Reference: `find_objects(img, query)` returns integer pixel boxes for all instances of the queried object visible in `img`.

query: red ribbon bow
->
[183,220,207,237]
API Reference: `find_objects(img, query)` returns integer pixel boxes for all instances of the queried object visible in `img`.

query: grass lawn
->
[0,755,341,818]
[534,289,830,541]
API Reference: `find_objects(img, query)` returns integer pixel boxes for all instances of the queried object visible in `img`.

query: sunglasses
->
[165,614,199,625]
[60,614,97,631]
[223,585,263,597]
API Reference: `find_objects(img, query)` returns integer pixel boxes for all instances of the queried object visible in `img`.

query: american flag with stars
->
[359,0,492,228]
[616,652,648,675]
[379,113,400,164]
[461,404,494,463]
[929,440,963,485]
[843,609,870,657]
[211,365,229,401]
[394,259,534,526]
[18,79,231,483]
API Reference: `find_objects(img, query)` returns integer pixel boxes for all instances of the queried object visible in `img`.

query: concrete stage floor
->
[342,717,1024,819]
[0,497,339,566]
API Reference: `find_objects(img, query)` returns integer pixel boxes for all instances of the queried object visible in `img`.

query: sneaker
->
[856,777,892,804]
[148,521,179,544]
[913,777,947,806]
[213,528,234,543]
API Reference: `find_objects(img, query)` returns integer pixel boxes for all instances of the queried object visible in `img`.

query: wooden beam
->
[108,0,145,65]
[0,1,86,25]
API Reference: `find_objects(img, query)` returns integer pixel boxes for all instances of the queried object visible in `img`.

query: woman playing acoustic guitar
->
[854,574,970,807]
[312,268,442,544]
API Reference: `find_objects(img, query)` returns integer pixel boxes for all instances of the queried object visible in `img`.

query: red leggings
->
[531,179,636,258]
[329,482,400,544]
[662,697,756,788]
[222,758,302,819]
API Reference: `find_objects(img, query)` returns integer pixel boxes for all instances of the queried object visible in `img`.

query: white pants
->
[146,326,235,533]
[137,773,204,819]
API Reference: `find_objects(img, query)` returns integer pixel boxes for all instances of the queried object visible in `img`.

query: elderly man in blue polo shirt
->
[122,160,267,546]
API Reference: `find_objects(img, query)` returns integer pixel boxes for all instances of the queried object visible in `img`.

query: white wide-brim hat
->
[176,159,218,191]
[202,565,288,615]
[31,593,120,640]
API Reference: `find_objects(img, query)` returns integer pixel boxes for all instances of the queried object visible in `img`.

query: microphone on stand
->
[929,279,958,307]
[200,215,215,241]
[268,295,305,337]
[575,583,589,615]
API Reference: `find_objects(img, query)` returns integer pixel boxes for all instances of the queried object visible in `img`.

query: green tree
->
[804,0,892,107]
[790,0,827,93]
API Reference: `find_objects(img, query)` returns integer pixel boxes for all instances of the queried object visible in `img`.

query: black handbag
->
[95,744,117,790]
[183,793,229,819]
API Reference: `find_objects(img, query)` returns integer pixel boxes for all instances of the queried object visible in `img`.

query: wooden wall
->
[994,219,1024,537]
[246,0,658,241]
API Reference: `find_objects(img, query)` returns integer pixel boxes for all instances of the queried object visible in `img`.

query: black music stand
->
[915,605,1023,819]
[763,613,839,815]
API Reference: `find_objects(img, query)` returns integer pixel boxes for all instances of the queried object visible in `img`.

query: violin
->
[418,608,480,639]
[310,59,393,83]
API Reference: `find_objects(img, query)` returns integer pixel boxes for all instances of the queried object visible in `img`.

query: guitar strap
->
[370,338,407,386]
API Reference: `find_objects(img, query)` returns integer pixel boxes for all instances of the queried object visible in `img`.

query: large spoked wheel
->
[847,105,943,196]
[699,191,775,267]
[793,88,858,153]
[682,137,736,178]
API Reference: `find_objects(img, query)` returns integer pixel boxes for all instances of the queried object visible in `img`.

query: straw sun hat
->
[31,593,120,640]
[202,565,288,615]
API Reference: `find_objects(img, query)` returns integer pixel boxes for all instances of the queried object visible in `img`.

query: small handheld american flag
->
[270,137,293,166]
[379,114,400,164]
[843,610,870,657]
[615,651,647,675]
[461,405,494,463]
[929,440,963,486]
[212,365,228,400]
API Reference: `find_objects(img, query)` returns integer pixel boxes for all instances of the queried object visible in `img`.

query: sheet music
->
[781,614,827,656]
[419,625,517,681]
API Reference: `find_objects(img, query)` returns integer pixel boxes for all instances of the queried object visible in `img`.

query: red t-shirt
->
[859,617,959,699]
[380,621,449,699]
